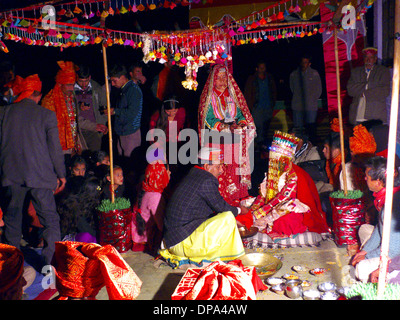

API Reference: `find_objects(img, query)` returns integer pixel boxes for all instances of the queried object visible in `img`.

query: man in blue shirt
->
[109,64,143,159]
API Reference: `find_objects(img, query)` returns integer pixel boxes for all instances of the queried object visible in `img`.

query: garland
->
[0,0,374,90]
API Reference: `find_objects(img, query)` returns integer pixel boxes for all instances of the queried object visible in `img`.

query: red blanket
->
[293,164,330,233]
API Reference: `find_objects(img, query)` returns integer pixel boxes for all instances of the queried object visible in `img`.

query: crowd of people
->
[0,44,399,299]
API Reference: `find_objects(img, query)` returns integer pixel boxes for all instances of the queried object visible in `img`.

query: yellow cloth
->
[159,211,244,269]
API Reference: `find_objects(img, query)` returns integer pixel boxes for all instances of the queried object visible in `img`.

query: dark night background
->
[0,1,375,121]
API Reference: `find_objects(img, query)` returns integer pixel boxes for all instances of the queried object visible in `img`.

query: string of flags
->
[0,0,374,90]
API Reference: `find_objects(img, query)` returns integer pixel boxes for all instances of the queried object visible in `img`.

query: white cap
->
[198,147,223,164]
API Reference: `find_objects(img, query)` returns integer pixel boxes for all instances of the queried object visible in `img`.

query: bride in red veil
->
[198,64,256,206]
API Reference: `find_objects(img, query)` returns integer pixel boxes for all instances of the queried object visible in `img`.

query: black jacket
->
[0,98,66,189]
[163,166,239,248]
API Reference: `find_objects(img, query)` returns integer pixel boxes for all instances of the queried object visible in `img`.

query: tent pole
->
[102,41,115,203]
[377,0,400,299]
[334,27,348,195]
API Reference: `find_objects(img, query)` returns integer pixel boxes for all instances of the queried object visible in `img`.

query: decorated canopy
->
[0,0,375,99]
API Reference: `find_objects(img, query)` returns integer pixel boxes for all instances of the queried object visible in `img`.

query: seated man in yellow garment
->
[159,147,249,269]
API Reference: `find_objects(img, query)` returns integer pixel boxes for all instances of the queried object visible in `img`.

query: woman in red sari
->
[198,64,256,206]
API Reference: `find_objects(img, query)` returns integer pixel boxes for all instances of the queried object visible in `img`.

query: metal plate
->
[239,226,259,238]
[238,252,283,279]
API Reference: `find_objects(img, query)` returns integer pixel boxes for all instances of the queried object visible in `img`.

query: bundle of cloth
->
[52,241,142,300]
[176,260,267,300]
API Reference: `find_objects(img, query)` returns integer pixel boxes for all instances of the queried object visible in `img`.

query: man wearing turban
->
[347,47,391,125]
[42,61,89,162]
[0,74,66,267]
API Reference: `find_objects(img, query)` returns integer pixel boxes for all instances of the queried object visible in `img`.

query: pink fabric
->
[75,232,97,243]
[320,3,365,118]
[131,192,163,243]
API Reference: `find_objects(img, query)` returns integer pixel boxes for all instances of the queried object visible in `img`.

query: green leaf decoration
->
[97,197,131,212]
[346,283,400,300]
[330,190,364,199]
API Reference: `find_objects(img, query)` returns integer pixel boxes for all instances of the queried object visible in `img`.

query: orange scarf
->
[42,84,76,151]
[326,153,342,189]
[42,61,79,151]
[53,241,142,300]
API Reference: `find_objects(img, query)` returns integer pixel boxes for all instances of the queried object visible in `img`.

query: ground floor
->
[94,238,353,300]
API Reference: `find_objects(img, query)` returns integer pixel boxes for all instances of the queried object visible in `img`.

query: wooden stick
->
[102,41,115,203]
[334,27,348,195]
[377,0,400,299]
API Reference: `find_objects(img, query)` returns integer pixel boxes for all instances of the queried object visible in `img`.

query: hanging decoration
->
[0,0,194,18]
[0,0,375,90]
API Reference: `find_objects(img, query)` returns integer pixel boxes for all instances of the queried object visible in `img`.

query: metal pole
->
[377,0,400,299]
[102,41,115,203]
[334,27,348,194]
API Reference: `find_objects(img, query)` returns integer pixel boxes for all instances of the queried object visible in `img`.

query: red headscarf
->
[142,162,170,193]
[198,64,255,139]
[13,74,42,103]
[53,241,142,300]
[0,243,24,296]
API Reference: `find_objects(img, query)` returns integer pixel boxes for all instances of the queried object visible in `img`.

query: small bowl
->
[318,281,337,292]
[285,279,303,299]
[283,273,299,280]
[310,268,326,276]
[303,289,321,300]
[271,283,285,295]
[266,277,284,286]
[292,265,309,274]
[238,226,259,238]
[301,280,312,287]
[321,291,340,300]
[336,286,351,296]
